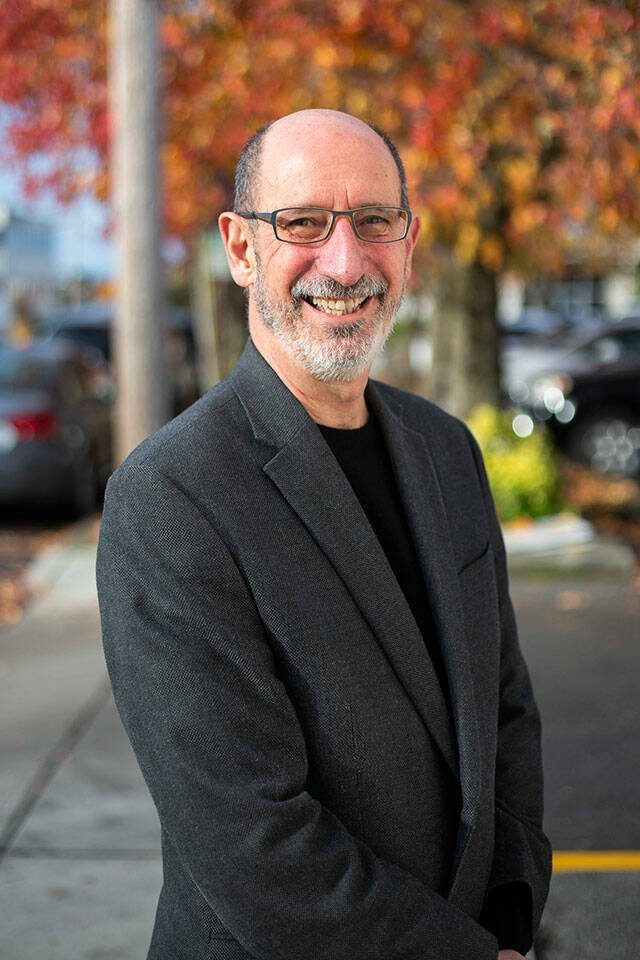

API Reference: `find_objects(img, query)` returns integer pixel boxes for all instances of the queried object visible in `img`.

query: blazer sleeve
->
[97,460,499,960]
[464,426,553,941]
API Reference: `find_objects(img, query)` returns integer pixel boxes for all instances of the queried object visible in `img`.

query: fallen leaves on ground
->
[0,513,100,629]
[561,460,640,568]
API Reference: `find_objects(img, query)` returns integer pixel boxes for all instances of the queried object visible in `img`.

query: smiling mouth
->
[303,295,371,316]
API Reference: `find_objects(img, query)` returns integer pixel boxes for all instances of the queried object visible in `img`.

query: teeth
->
[309,296,367,315]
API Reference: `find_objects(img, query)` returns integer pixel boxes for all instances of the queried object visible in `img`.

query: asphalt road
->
[513,573,640,960]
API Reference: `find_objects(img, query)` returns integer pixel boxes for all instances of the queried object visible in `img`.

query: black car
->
[39,303,199,414]
[500,307,572,344]
[0,340,113,514]
[40,302,113,361]
[515,321,640,477]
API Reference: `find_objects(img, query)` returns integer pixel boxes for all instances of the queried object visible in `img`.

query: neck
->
[249,321,370,429]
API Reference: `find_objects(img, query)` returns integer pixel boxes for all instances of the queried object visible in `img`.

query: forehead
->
[257,121,401,208]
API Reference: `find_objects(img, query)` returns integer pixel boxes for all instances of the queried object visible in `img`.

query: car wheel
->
[569,409,640,478]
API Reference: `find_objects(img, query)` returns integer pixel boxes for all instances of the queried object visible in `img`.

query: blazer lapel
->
[231,340,458,778]
[366,381,483,880]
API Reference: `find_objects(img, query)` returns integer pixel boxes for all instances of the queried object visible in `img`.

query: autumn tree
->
[313,1,640,412]
[1,0,639,411]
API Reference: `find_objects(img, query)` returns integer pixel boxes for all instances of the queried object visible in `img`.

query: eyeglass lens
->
[274,207,408,243]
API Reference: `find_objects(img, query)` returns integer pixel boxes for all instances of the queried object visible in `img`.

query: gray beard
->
[252,266,405,383]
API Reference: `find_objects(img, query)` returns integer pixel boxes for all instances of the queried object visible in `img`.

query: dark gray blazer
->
[97,337,551,960]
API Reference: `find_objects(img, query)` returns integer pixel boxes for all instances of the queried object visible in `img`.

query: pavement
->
[0,513,636,959]
[0,521,162,959]
[502,512,637,575]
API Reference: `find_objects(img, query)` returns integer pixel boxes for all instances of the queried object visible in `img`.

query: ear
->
[218,212,257,288]
[404,215,421,283]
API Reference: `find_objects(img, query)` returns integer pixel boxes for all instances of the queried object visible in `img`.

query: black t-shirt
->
[318,412,451,707]
[318,409,532,955]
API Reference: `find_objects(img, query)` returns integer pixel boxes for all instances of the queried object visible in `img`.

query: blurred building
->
[0,204,55,332]
[500,231,640,332]
[500,270,640,330]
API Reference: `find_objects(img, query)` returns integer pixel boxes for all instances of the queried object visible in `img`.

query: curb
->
[25,541,89,597]
[20,512,637,613]
[503,514,636,575]
[22,515,100,608]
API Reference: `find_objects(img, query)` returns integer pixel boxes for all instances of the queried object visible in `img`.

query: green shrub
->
[465,404,562,523]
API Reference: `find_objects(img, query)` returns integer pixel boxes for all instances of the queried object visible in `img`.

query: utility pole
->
[109,0,168,463]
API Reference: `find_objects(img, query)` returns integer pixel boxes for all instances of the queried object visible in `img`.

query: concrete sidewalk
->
[0,527,162,959]
[0,514,635,958]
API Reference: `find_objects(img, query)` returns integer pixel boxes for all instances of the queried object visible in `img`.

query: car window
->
[615,330,640,358]
[58,362,86,403]
[0,354,56,390]
[593,337,622,364]
[54,326,111,361]
[568,329,640,365]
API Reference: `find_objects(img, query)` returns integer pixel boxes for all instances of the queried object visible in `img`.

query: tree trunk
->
[430,257,468,417]
[431,258,501,419]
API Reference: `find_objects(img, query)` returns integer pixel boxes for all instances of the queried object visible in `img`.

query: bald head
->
[272,108,369,135]
[268,109,382,147]
[233,110,409,213]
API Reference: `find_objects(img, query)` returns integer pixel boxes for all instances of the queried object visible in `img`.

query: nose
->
[313,213,367,287]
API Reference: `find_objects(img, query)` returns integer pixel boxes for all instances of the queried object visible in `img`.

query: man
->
[97,109,551,960]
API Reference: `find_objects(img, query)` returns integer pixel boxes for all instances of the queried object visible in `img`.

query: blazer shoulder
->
[108,377,246,492]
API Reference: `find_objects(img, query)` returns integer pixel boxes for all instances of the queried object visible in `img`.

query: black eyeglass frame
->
[235,206,413,244]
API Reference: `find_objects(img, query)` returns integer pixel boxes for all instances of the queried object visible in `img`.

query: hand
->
[498,951,527,960]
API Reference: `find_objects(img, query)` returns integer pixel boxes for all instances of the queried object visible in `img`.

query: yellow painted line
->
[554,851,640,873]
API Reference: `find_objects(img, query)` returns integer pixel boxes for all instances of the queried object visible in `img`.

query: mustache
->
[290,276,388,302]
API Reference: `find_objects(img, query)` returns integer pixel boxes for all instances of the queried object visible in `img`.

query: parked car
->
[0,340,113,514]
[39,303,198,414]
[500,307,571,344]
[41,303,113,361]
[511,321,640,477]
[501,309,608,401]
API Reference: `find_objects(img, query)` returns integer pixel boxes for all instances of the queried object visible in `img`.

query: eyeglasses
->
[236,206,412,244]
